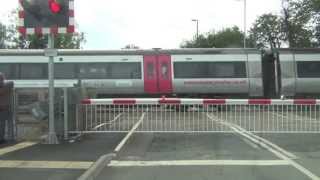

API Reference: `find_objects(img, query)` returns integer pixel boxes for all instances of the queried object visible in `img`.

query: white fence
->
[70,98,320,134]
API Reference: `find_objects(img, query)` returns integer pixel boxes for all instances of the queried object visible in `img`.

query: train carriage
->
[1,48,320,99]
[0,49,264,98]
[277,48,320,98]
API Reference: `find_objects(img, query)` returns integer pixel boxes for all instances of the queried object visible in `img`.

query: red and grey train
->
[0,48,320,98]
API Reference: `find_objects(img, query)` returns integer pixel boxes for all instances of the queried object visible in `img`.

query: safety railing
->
[70,98,320,133]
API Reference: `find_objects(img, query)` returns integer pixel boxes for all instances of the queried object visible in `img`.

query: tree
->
[281,0,314,48]
[308,0,320,46]
[0,23,6,49]
[6,9,86,49]
[249,14,285,49]
[249,0,316,48]
[180,26,254,48]
[122,44,140,49]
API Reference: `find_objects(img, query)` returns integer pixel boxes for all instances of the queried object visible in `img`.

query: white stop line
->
[109,160,290,167]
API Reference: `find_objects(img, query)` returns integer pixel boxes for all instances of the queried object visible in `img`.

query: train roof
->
[275,48,320,54]
[1,48,319,56]
[0,48,261,56]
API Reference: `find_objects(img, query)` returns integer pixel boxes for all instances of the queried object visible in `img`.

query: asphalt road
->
[92,106,320,180]
[96,132,320,180]
[1,107,320,180]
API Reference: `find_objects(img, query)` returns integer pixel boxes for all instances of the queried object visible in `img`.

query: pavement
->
[0,134,125,180]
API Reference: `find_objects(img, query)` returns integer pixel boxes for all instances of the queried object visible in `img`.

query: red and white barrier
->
[81,98,320,105]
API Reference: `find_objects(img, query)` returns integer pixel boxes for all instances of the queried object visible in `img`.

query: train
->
[0,48,319,99]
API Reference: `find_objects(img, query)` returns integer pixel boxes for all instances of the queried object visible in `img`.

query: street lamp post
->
[192,19,199,41]
[243,0,247,49]
[235,0,247,48]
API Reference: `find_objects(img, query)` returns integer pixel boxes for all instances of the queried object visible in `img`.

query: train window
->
[55,63,77,79]
[161,62,169,79]
[19,63,48,79]
[79,63,107,79]
[174,62,246,78]
[297,61,320,78]
[147,63,154,79]
[109,63,141,79]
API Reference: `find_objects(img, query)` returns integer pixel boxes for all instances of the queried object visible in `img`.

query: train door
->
[157,55,173,94]
[143,55,173,94]
[144,55,158,94]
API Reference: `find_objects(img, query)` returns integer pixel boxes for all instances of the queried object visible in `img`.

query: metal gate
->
[0,82,15,142]
[71,98,320,134]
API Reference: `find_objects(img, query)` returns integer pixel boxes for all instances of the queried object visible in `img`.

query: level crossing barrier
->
[70,98,320,134]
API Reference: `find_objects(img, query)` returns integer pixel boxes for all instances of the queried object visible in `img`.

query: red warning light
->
[49,0,61,14]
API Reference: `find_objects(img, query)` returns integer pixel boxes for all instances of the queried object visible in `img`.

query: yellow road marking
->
[0,160,93,169]
[0,142,37,156]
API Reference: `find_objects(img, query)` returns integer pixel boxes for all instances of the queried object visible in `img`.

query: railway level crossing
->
[2,98,320,180]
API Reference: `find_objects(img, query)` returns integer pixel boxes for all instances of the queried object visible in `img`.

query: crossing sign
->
[18,0,74,35]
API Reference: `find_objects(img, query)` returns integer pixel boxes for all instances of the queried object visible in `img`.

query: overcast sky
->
[0,0,282,49]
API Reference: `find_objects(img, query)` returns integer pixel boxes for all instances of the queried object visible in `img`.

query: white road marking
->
[208,113,297,159]
[114,113,145,153]
[92,113,122,130]
[232,123,298,159]
[109,160,290,167]
[241,137,260,149]
[0,160,93,169]
[207,114,320,180]
[0,142,37,156]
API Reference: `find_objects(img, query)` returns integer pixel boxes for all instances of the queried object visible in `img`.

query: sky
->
[0,0,282,49]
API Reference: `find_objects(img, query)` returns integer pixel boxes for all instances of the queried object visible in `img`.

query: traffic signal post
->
[44,34,59,144]
[18,0,75,144]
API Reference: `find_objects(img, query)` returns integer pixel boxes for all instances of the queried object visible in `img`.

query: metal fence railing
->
[70,98,320,134]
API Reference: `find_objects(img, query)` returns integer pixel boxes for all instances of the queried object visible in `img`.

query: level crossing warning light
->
[49,0,62,14]
[18,0,74,35]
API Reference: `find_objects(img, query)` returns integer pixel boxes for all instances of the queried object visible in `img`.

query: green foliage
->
[123,44,140,49]
[309,0,320,46]
[249,14,285,49]
[21,33,86,49]
[248,0,319,48]
[180,26,253,48]
[0,23,6,49]
[281,0,314,47]
[181,0,320,49]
